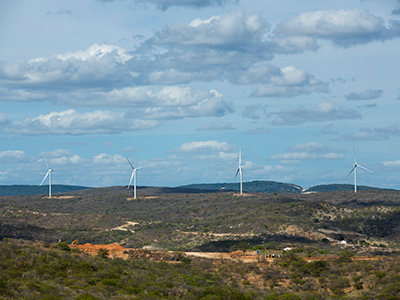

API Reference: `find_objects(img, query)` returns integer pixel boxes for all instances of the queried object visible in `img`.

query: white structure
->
[235,148,243,196]
[126,156,142,199]
[39,153,53,198]
[346,149,372,193]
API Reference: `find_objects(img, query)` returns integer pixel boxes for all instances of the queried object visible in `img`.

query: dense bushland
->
[2,239,400,299]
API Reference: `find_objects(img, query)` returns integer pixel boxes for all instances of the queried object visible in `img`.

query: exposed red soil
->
[70,243,381,263]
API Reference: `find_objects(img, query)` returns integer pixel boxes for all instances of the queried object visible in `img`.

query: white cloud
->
[346,89,383,100]
[273,101,361,125]
[93,153,126,165]
[274,9,400,47]
[251,66,329,97]
[0,44,134,90]
[148,10,268,48]
[338,124,400,141]
[382,160,400,169]
[0,150,27,163]
[1,109,160,136]
[268,152,344,160]
[174,140,235,153]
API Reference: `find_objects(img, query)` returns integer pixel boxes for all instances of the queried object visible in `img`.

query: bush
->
[57,242,71,251]
[97,248,109,259]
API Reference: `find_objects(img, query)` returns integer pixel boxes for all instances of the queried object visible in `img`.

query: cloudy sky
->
[1,0,400,189]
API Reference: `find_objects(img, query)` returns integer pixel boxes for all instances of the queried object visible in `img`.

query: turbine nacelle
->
[39,153,53,198]
[126,156,142,199]
[346,149,372,193]
[234,148,243,196]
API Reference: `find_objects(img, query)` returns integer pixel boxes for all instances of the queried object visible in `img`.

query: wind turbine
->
[235,148,243,196]
[39,153,53,198]
[126,156,142,199]
[346,149,372,193]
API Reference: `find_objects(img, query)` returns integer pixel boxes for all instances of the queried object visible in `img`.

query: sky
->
[1,0,400,189]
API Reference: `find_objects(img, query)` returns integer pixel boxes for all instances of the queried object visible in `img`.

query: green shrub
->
[57,242,70,252]
[97,248,109,259]
[75,293,99,300]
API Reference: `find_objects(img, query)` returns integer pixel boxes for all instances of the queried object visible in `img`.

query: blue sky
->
[1,0,400,189]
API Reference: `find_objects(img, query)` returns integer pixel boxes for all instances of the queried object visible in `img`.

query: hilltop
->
[1,181,394,196]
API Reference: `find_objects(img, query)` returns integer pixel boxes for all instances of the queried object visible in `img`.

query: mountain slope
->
[305,184,396,193]
[179,180,304,194]
[0,184,91,196]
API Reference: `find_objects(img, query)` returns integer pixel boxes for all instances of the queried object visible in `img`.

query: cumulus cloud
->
[174,140,235,153]
[0,87,234,135]
[274,9,400,47]
[273,101,361,125]
[251,66,329,97]
[0,109,160,136]
[146,10,268,50]
[268,152,344,160]
[125,89,234,120]
[346,89,383,100]
[0,150,28,163]
[196,122,236,131]
[0,44,134,90]
[338,124,400,141]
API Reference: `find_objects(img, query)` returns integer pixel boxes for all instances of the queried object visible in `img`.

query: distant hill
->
[0,185,91,196]
[1,182,395,196]
[178,180,304,194]
[305,184,396,193]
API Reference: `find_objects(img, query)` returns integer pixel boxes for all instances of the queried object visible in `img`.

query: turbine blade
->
[239,148,241,166]
[235,168,240,178]
[346,166,356,178]
[358,164,372,173]
[126,156,135,169]
[127,171,134,189]
[353,148,357,164]
[43,153,50,169]
[39,172,49,186]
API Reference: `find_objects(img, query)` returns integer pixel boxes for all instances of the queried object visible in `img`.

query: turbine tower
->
[346,149,372,193]
[39,153,53,198]
[126,156,142,199]
[235,148,243,196]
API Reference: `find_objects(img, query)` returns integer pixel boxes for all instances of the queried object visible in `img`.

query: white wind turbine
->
[235,148,244,196]
[346,149,372,193]
[126,156,142,199]
[39,153,53,198]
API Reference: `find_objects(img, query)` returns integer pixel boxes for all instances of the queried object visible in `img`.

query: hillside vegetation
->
[2,238,400,299]
[2,188,400,299]
[1,189,400,253]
